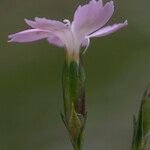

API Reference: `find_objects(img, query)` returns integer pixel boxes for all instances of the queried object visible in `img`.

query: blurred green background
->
[0,0,150,149]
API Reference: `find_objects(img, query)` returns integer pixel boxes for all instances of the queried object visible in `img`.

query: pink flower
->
[8,0,127,59]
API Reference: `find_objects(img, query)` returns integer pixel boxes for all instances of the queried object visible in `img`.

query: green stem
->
[61,53,86,150]
[76,145,81,150]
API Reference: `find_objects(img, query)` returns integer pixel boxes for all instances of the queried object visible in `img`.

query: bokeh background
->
[0,0,150,150]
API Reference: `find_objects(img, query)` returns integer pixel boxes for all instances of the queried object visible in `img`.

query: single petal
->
[88,20,128,38]
[71,0,114,39]
[47,36,64,47]
[25,17,68,32]
[8,29,52,43]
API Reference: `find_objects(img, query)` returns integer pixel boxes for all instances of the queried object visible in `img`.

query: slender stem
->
[77,142,82,150]
[132,84,150,150]
[61,53,86,150]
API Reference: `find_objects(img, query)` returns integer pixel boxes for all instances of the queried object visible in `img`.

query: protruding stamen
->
[63,19,71,27]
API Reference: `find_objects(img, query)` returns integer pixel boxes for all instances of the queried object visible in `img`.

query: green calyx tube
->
[61,53,86,150]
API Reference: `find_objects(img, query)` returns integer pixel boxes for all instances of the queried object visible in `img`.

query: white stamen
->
[82,37,90,54]
[63,19,71,27]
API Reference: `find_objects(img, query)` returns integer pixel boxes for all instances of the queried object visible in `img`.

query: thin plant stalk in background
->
[132,85,150,150]
[8,0,127,149]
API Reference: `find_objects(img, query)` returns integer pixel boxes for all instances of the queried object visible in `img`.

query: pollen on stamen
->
[63,19,71,27]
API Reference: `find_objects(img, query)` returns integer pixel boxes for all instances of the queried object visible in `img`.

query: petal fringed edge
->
[72,0,114,39]
[88,20,128,38]
[25,18,68,32]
